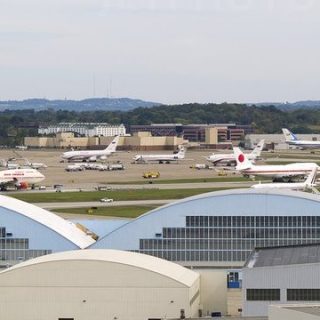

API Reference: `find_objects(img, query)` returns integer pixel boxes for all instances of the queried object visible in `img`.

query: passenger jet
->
[62,136,119,162]
[282,128,320,149]
[234,147,318,181]
[206,140,264,166]
[133,146,186,164]
[251,166,318,191]
[0,168,45,191]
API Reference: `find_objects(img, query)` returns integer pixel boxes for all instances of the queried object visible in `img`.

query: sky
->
[1,0,320,104]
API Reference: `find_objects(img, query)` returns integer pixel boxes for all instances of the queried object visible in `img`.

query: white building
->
[38,122,126,137]
[0,249,200,320]
[243,244,320,317]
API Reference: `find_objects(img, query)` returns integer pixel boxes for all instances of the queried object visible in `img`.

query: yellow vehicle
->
[143,171,160,179]
[217,169,227,176]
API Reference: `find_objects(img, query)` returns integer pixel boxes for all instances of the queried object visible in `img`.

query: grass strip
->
[53,205,157,218]
[10,187,241,203]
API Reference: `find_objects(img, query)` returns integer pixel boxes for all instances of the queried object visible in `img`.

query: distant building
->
[38,123,126,137]
[130,123,252,143]
[243,244,320,317]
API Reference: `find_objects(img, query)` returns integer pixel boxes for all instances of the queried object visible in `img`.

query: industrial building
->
[242,244,320,317]
[0,195,95,268]
[0,249,200,320]
[92,189,320,315]
[25,131,187,150]
[38,122,126,137]
[130,123,252,143]
[245,133,320,150]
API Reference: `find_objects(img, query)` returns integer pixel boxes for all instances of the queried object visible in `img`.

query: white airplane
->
[251,166,318,191]
[282,128,320,149]
[62,136,119,162]
[206,140,264,166]
[0,168,45,191]
[133,146,186,164]
[234,147,318,181]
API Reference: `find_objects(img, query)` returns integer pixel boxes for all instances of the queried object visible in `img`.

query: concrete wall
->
[0,259,200,320]
[205,127,218,145]
[196,269,227,316]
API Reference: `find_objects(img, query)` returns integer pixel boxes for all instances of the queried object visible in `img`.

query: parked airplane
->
[234,147,318,181]
[61,136,119,162]
[0,168,45,191]
[133,146,186,164]
[282,128,320,149]
[251,166,318,191]
[206,140,264,166]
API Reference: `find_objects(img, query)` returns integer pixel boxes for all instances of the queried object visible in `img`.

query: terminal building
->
[0,249,200,320]
[38,122,126,137]
[0,195,96,268]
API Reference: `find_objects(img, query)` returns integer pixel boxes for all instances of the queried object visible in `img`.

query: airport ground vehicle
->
[100,198,114,203]
[143,171,160,179]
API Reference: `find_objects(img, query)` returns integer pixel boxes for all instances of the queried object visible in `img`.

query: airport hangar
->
[0,195,96,268]
[92,188,320,316]
[0,249,200,320]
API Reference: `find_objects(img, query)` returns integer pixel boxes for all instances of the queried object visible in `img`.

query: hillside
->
[0,98,160,112]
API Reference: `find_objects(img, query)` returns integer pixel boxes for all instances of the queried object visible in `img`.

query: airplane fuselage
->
[240,163,317,178]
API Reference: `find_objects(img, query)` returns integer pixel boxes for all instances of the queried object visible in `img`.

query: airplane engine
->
[16,181,29,190]
[100,156,107,160]
[89,156,97,162]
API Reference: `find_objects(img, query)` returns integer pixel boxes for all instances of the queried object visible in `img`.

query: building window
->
[287,289,320,301]
[246,289,280,301]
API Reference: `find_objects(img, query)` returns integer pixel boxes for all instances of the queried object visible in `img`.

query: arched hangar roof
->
[92,189,320,249]
[1,249,199,287]
[0,195,95,249]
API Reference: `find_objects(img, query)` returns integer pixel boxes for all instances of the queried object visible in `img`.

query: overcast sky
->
[1,0,320,104]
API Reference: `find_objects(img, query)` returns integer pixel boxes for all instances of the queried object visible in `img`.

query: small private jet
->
[61,136,119,162]
[133,146,186,164]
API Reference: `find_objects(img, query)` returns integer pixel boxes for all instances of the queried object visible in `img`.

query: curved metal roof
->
[95,188,320,244]
[0,195,95,249]
[1,249,199,287]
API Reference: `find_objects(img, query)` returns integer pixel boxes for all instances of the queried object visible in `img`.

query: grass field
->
[54,205,157,218]
[105,176,263,185]
[10,187,238,203]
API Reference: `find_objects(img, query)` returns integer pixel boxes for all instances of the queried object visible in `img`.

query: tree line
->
[0,103,319,146]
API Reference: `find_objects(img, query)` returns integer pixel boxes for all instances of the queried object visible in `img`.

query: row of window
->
[0,249,52,261]
[140,239,318,251]
[186,216,320,228]
[247,289,320,301]
[162,227,320,239]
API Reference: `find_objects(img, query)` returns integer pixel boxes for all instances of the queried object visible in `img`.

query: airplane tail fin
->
[105,136,119,152]
[250,140,265,158]
[177,145,186,159]
[234,147,253,170]
[305,165,318,187]
[282,128,298,142]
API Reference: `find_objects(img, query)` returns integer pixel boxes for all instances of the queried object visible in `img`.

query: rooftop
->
[0,195,96,249]
[1,249,199,287]
[245,243,320,268]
